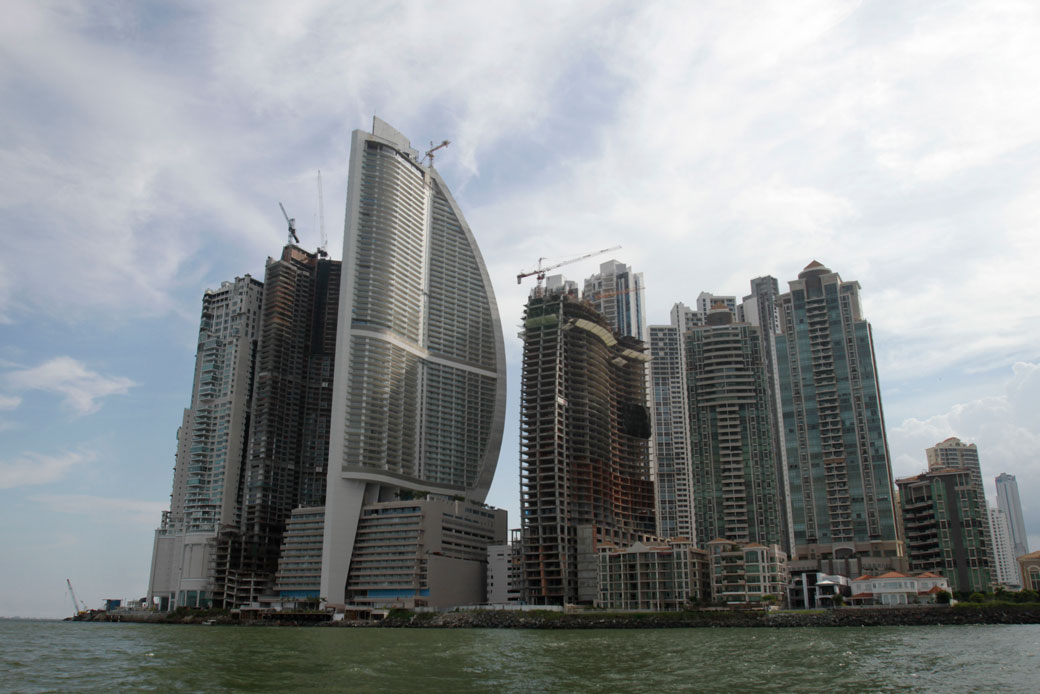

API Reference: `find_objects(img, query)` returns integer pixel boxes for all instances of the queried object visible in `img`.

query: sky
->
[2,0,1040,618]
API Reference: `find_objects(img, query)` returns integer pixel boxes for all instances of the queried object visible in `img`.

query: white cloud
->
[30,494,166,525]
[5,357,136,415]
[0,394,21,410]
[0,450,91,489]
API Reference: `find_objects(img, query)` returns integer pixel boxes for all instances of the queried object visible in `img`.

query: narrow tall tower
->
[219,245,340,606]
[776,262,900,564]
[989,506,1023,588]
[148,275,264,610]
[321,119,506,605]
[647,322,693,540]
[583,259,647,341]
[996,473,1029,558]
[741,276,794,555]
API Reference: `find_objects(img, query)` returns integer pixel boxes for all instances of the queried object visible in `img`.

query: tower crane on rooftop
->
[517,245,621,287]
[423,140,451,167]
[279,202,300,245]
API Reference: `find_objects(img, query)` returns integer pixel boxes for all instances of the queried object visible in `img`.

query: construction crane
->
[279,202,300,245]
[423,140,451,167]
[316,171,328,258]
[66,578,87,616]
[517,245,622,287]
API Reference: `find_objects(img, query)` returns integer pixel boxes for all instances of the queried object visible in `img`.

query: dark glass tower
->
[775,262,900,563]
[217,245,340,607]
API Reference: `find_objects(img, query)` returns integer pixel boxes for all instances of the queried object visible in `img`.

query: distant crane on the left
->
[279,202,300,245]
[66,578,88,617]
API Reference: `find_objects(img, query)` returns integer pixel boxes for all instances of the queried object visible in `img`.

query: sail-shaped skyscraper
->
[321,119,507,605]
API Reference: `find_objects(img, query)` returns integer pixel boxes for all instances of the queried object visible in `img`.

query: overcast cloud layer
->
[1,1,1039,617]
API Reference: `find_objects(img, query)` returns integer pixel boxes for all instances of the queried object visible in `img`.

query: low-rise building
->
[487,536,522,605]
[273,506,326,600]
[596,539,710,610]
[706,540,787,605]
[344,497,506,609]
[1018,551,1040,592]
[787,572,851,609]
[848,571,950,606]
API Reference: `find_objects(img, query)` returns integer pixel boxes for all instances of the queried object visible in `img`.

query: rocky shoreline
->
[76,604,1040,628]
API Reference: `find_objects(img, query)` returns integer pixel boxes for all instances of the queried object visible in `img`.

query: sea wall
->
[366,605,1040,629]
[75,604,1040,628]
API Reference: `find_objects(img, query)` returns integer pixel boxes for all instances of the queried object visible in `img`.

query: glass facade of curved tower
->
[321,119,506,604]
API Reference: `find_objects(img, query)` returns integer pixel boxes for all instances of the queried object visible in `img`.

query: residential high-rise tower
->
[898,468,991,594]
[684,306,784,548]
[583,259,646,341]
[989,506,1023,589]
[775,262,901,565]
[925,437,994,581]
[148,274,264,610]
[996,473,1029,559]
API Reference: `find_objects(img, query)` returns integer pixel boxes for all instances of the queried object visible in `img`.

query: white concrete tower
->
[996,473,1029,559]
[321,119,506,605]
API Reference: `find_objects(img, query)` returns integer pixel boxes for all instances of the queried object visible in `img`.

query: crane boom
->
[517,245,622,285]
[278,202,300,245]
[423,139,451,167]
[66,578,87,615]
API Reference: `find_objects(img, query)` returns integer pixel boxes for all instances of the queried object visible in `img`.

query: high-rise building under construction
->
[217,245,341,606]
[321,119,507,606]
[520,284,655,605]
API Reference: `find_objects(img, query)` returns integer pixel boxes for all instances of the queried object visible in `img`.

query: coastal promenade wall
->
[75,604,1040,628]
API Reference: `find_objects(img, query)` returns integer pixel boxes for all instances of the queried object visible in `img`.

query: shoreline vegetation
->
[71,603,1040,629]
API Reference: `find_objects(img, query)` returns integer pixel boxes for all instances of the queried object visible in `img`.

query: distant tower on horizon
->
[926,437,984,496]
[776,261,901,565]
[925,437,994,578]
[898,468,991,594]
[320,118,507,607]
[989,505,1023,589]
[583,259,646,341]
[148,274,264,611]
[996,473,1030,559]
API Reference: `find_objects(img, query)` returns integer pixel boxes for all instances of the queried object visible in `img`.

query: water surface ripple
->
[2,620,1037,693]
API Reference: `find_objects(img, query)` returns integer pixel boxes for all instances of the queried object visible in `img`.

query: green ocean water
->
[2,620,1038,693]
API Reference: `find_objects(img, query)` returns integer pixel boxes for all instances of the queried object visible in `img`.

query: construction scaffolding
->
[519,290,655,605]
